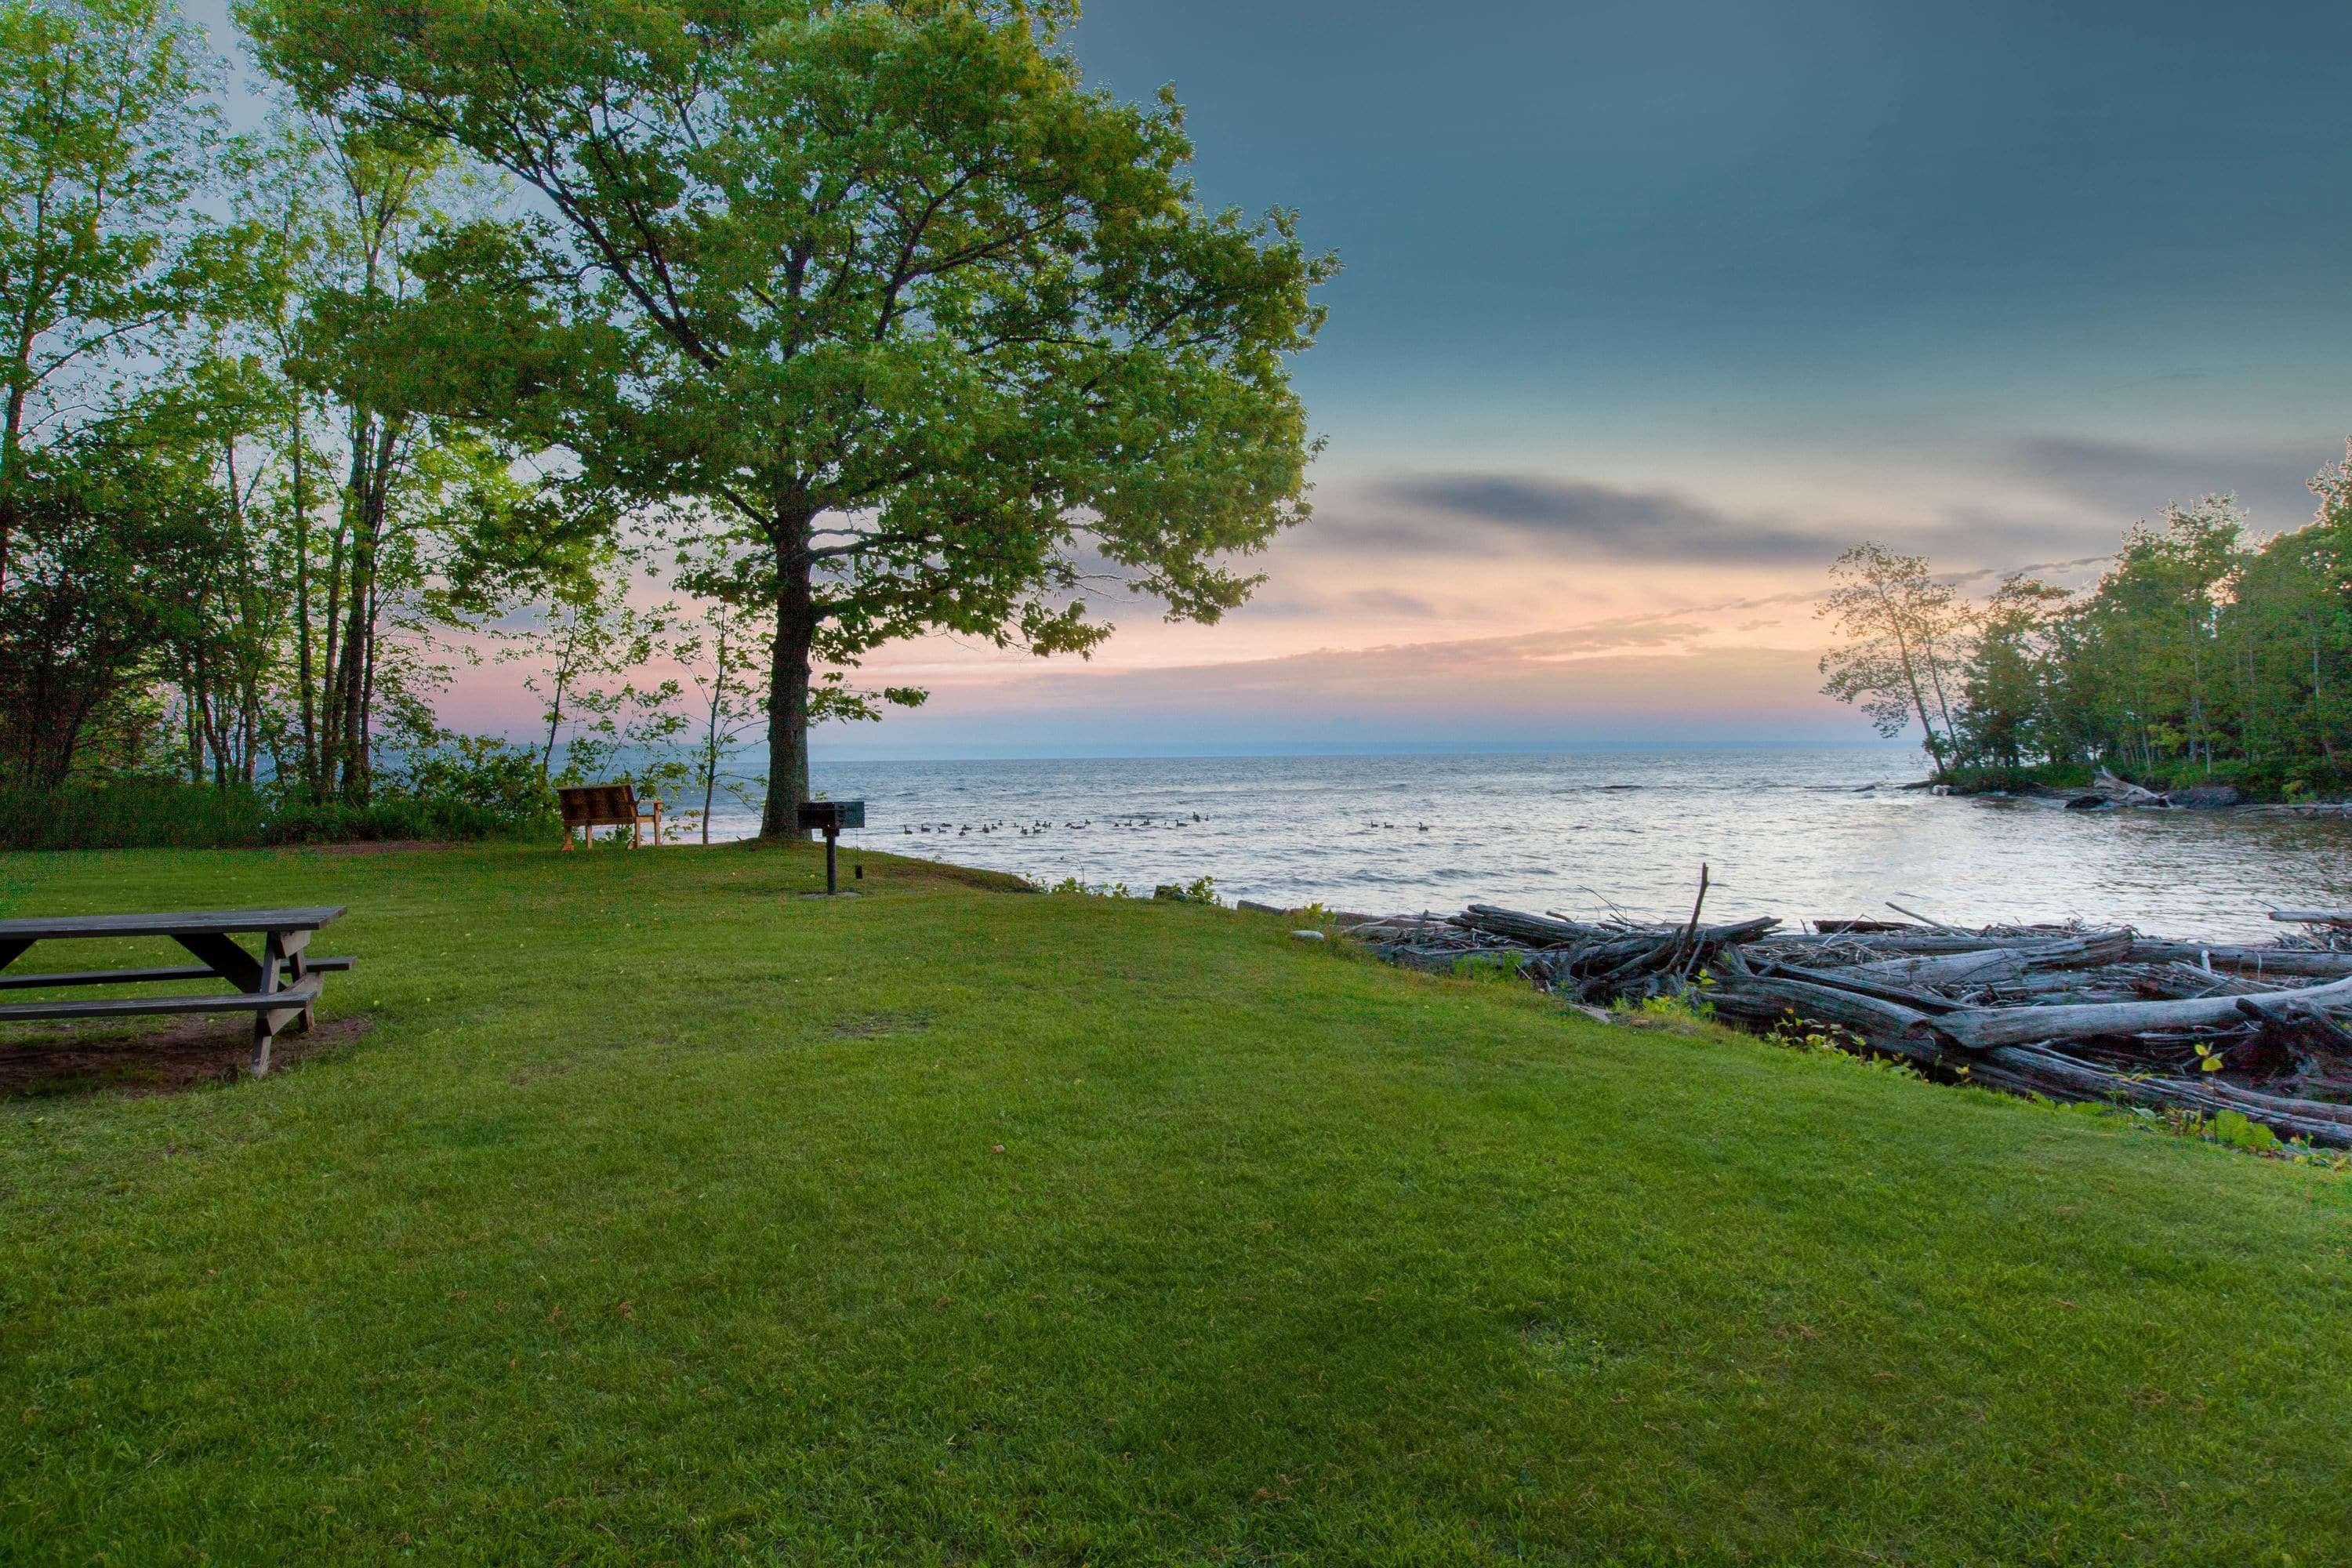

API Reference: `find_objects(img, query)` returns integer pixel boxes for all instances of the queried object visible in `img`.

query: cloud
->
[1297,434,2346,582]
[1935,552,2116,589]
[1243,586,1443,621]
[1330,474,2124,572]
[2004,435,2334,531]
[1345,476,1841,564]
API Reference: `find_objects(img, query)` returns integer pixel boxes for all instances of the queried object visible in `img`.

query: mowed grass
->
[1,844,2348,1566]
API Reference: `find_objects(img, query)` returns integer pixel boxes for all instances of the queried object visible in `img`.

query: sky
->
[195,0,2352,758]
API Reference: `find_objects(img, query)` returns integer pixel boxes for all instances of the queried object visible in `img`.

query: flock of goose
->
[902,814,1214,839]
[896,814,1435,838]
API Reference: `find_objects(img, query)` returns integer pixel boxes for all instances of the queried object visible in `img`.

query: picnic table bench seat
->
[0,956,354,991]
[0,906,348,1075]
[557,782,662,848]
[0,973,324,1024]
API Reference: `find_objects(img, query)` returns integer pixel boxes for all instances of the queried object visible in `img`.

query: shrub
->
[0,740,563,851]
[0,777,271,850]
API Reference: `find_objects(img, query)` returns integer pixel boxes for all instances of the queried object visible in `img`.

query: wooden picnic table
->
[0,906,351,1076]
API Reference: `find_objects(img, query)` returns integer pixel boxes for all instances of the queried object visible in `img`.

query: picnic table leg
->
[0,938,30,975]
[278,928,316,1035]
[251,931,285,1076]
[172,931,282,1075]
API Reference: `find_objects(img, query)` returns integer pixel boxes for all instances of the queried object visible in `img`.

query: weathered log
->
[1713,975,2352,1147]
[1975,1044,2352,1146]
[1462,905,1780,949]
[1457,906,1614,946]
[2122,942,2352,978]
[1749,959,1960,1015]
[1935,972,2352,1050]
[1849,930,2133,988]
[1705,974,1945,1047]
[1765,930,2095,956]
[2272,909,2352,927]
[1527,918,1781,1004]
[1365,895,2352,1150]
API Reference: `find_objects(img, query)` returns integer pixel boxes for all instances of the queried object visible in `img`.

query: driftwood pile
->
[1351,895,2352,1149]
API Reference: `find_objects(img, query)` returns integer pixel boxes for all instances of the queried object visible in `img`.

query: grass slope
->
[1,844,2347,1566]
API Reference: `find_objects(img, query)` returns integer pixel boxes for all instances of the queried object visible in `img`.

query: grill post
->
[795,800,866,895]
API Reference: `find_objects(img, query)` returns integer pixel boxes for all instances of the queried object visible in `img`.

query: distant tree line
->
[0,0,1327,840]
[1821,448,2352,796]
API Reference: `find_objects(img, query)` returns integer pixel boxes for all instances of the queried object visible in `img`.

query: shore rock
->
[2170,784,2242,810]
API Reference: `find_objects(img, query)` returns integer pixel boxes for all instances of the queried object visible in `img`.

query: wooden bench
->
[557,782,662,849]
[0,907,350,1075]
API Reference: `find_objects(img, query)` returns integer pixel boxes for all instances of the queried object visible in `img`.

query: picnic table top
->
[0,906,347,941]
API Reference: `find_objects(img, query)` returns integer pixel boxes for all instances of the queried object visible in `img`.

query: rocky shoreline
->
[1926,768,2352,817]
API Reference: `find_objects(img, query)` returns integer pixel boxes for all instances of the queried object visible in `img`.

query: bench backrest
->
[557,782,640,827]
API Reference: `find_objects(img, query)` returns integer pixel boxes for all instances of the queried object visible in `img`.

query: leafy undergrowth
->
[1,844,2347,1565]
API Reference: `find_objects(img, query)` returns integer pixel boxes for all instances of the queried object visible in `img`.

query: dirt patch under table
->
[0,1015,372,1099]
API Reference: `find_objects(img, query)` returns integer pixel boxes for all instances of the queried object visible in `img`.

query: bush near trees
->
[1823,452,2352,798]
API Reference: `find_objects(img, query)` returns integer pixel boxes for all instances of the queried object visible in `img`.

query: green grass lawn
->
[2,844,2347,1566]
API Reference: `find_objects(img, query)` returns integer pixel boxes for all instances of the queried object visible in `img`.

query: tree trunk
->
[0,372,28,597]
[2314,622,2337,764]
[292,405,320,798]
[700,641,724,845]
[332,558,370,798]
[760,517,816,839]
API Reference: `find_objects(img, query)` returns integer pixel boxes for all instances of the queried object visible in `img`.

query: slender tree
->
[242,0,1332,835]
[496,561,673,782]
[1818,543,1968,776]
[675,600,768,844]
[0,0,221,593]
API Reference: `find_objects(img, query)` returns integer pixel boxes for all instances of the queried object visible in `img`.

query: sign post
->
[794,800,867,895]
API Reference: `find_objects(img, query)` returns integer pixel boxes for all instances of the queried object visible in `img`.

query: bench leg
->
[288,949,314,1034]
[251,933,285,1076]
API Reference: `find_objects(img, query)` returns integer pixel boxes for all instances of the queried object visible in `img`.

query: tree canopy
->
[0,0,223,591]
[241,0,1333,833]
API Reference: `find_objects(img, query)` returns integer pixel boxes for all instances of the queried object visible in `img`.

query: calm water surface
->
[703,750,2352,942]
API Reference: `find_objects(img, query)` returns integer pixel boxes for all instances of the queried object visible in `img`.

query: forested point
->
[1820,467,2352,801]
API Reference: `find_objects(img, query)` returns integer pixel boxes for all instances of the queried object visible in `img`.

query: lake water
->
[699,750,2352,942]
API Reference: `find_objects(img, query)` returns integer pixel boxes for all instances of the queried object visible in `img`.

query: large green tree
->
[242,0,1331,835]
